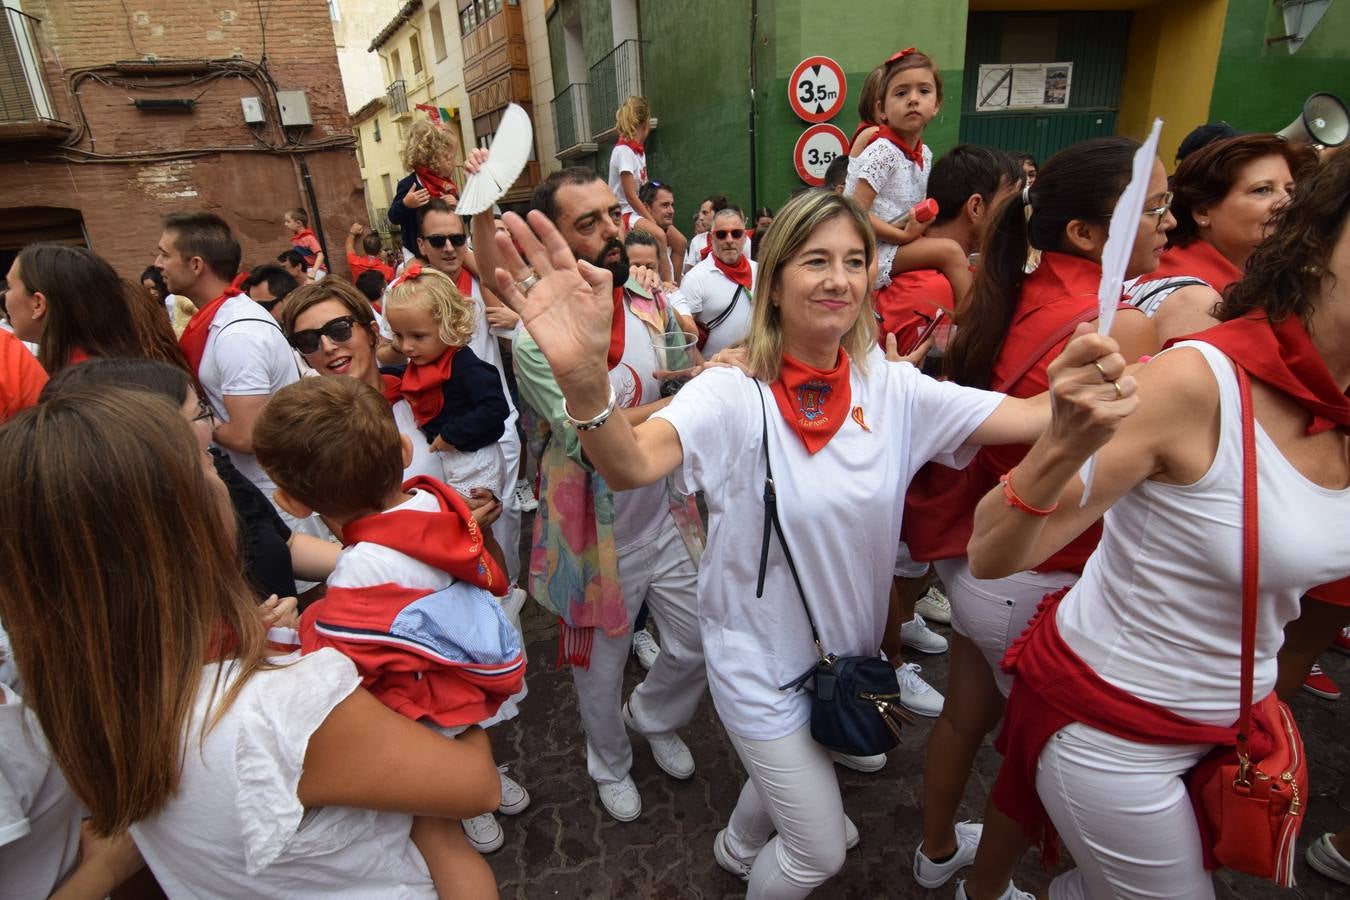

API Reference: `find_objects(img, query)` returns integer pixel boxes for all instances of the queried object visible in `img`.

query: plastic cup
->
[652,331,700,396]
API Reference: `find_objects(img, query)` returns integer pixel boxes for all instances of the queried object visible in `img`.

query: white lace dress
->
[845,140,933,289]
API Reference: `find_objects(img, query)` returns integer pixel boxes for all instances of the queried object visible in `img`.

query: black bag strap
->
[1128,277,1209,313]
[754,384,822,653]
[704,285,746,333]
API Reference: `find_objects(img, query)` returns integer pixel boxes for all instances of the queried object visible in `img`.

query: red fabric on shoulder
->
[1142,240,1242,293]
[178,273,248,375]
[1307,576,1350,608]
[872,125,925,169]
[0,330,46,422]
[874,268,953,351]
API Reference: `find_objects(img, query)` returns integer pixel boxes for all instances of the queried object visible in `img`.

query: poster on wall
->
[975,62,1073,112]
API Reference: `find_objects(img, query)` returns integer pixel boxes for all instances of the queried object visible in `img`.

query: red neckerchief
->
[178,273,248,375]
[850,122,878,148]
[712,252,753,290]
[699,237,713,261]
[1174,313,1350,436]
[414,167,458,200]
[616,136,645,156]
[342,475,505,593]
[992,589,1262,867]
[1148,239,1243,292]
[608,288,625,370]
[391,347,459,426]
[770,350,852,454]
[455,266,473,298]
[872,125,925,169]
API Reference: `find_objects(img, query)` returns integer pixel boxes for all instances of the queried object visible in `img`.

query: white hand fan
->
[455,103,533,216]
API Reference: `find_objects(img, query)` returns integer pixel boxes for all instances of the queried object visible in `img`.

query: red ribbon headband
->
[887,47,916,63]
[388,260,423,292]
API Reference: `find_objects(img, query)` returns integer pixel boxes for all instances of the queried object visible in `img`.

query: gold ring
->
[1112,380,1123,399]
[1093,361,1109,382]
[515,271,541,293]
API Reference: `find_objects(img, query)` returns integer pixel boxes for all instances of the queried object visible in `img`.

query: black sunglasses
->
[424,233,468,249]
[290,316,359,354]
[714,229,745,241]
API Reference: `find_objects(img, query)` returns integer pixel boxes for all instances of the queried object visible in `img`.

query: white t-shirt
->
[654,354,1001,740]
[671,256,758,356]
[198,294,300,498]
[607,144,647,217]
[684,231,752,274]
[0,682,82,900]
[129,650,435,898]
[609,300,675,552]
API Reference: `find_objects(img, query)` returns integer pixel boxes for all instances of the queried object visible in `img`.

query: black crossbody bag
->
[754,387,915,756]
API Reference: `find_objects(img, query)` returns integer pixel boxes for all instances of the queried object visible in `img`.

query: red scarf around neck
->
[455,266,474,298]
[342,475,504,594]
[607,288,626,370]
[770,351,852,454]
[850,121,878,148]
[616,136,645,156]
[178,273,248,375]
[384,347,459,425]
[712,252,753,290]
[872,125,925,169]
[414,166,457,200]
[1178,313,1350,436]
[1151,239,1243,292]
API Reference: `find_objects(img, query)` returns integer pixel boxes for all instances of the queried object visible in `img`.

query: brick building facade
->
[0,0,366,280]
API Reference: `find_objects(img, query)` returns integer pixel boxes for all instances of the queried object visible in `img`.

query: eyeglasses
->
[192,400,216,426]
[714,229,745,241]
[424,233,468,249]
[290,316,359,354]
[1143,191,1174,231]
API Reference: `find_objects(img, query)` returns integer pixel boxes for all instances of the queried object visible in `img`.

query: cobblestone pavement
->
[485,598,1350,899]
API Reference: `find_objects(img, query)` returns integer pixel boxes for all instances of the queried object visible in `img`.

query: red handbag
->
[1188,365,1307,887]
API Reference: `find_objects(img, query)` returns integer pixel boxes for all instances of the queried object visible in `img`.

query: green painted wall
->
[581,0,616,67]
[546,6,567,97]
[1209,1,1350,132]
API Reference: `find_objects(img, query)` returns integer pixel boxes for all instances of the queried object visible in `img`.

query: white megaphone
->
[1277,92,1348,147]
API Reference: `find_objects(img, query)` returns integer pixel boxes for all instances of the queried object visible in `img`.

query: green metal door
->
[959,11,1130,161]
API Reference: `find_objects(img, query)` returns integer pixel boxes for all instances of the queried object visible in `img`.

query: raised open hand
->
[492,211,616,386]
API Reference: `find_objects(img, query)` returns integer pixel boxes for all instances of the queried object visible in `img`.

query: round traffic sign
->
[793,124,848,186]
[788,56,847,123]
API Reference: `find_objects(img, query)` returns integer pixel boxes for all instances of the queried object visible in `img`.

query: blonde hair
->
[400,119,458,171]
[385,267,476,348]
[745,190,877,382]
[615,96,650,141]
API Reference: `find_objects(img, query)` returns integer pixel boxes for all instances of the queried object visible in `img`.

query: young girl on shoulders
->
[608,96,687,284]
[846,49,972,304]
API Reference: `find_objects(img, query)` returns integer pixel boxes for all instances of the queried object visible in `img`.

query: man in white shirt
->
[671,206,757,356]
[156,213,298,508]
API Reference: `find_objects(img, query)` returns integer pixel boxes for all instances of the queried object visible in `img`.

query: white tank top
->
[1057,341,1350,725]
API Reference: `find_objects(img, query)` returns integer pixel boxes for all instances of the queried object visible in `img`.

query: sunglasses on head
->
[714,228,745,241]
[290,316,359,354]
[424,233,467,249]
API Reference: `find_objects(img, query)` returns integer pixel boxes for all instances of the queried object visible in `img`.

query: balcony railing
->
[386,79,408,116]
[0,7,57,124]
[552,82,594,157]
[588,39,643,139]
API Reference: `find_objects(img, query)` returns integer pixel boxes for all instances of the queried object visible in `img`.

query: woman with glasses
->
[907,138,1164,900]
[1128,134,1307,344]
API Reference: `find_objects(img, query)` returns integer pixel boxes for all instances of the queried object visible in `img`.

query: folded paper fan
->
[455,104,533,216]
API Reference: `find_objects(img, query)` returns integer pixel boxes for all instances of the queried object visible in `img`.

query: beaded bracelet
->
[999,468,1058,517]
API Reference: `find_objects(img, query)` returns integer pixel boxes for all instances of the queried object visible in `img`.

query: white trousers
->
[571,516,704,784]
[935,557,1075,696]
[490,423,522,584]
[1039,722,1215,900]
[724,723,848,899]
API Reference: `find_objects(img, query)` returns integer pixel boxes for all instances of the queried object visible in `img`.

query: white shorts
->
[934,557,1075,696]
[440,444,504,498]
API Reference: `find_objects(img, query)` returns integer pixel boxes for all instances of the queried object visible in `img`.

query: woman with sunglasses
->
[1128,134,1307,344]
[480,190,1128,898]
[907,138,1164,900]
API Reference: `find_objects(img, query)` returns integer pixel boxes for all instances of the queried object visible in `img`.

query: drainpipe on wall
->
[748,0,759,214]
[299,158,329,266]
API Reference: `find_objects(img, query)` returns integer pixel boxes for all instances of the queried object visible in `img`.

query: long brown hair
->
[1219,148,1350,325]
[0,388,269,835]
[1169,134,1312,249]
[16,243,189,374]
[946,137,1138,389]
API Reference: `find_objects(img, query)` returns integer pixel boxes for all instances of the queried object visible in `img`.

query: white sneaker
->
[497,767,530,815]
[512,478,538,512]
[715,817,860,882]
[623,701,694,779]
[1307,831,1350,885]
[902,614,949,654]
[596,775,642,822]
[844,815,860,850]
[631,627,660,670]
[915,585,952,624]
[461,812,504,853]
[828,750,888,773]
[955,879,1035,900]
[897,662,944,717]
[913,820,982,888]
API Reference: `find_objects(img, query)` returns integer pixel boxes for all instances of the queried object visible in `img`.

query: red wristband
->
[1000,468,1059,517]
